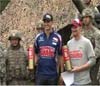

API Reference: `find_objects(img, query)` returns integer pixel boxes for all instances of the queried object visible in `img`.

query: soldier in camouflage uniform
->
[36,20,44,33]
[82,8,100,85]
[82,0,99,13]
[0,42,6,85]
[4,30,29,85]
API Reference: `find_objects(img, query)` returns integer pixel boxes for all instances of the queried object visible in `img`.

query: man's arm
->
[71,56,96,72]
[95,30,100,58]
[34,38,39,66]
[57,33,64,73]
[1,49,7,84]
[57,55,64,73]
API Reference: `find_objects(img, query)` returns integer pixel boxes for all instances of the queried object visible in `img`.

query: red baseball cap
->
[71,19,82,29]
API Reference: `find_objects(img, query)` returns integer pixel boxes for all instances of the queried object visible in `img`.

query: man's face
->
[10,38,20,47]
[71,27,81,37]
[82,16,91,26]
[43,20,53,31]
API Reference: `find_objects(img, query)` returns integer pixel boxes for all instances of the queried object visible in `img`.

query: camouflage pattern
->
[82,25,100,84]
[4,46,29,85]
[36,20,44,33]
[8,30,22,40]
[36,20,44,29]
[82,8,94,19]
[85,5,98,13]
[0,42,5,51]
[0,43,6,85]
[82,25,100,56]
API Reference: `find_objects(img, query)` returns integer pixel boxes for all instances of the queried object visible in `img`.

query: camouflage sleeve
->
[25,50,28,66]
[0,42,5,51]
[94,30,100,58]
[0,49,6,78]
[23,47,28,66]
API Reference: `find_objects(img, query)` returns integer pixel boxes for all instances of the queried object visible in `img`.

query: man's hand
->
[70,61,92,73]
[71,66,82,72]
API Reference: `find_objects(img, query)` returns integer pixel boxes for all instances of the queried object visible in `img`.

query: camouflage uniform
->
[82,8,100,85]
[4,30,30,85]
[0,43,6,85]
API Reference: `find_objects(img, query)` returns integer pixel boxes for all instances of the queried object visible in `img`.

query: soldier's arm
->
[24,48,28,66]
[94,30,100,58]
[0,49,7,85]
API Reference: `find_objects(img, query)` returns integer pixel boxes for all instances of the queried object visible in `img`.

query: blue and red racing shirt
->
[34,31,62,78]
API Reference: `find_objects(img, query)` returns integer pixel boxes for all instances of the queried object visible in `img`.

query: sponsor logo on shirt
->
[52,42,57,45]
[40,46,55,57]
[69,50,83,59]
[38,37,44,42]
[52,37,58,45]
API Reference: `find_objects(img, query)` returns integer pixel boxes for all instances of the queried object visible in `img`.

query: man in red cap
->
[66,19,96,85]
